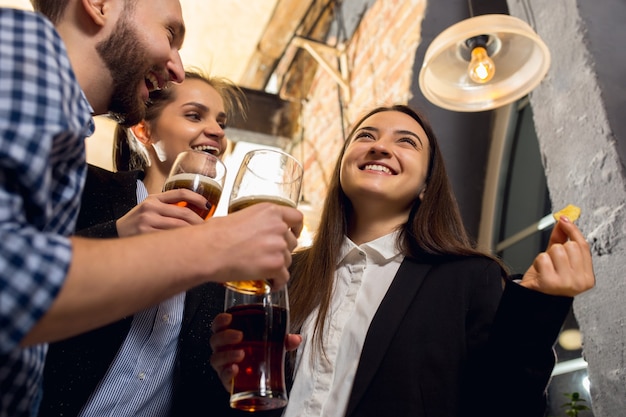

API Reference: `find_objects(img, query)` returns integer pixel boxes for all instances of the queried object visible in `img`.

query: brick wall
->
[293,0,426,210]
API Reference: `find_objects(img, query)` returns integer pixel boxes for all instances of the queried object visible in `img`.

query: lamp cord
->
[467,0,475,17]
[520,0,538,31]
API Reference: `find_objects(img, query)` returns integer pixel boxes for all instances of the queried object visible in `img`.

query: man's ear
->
[81,0,109,27]
[130,121,153,146]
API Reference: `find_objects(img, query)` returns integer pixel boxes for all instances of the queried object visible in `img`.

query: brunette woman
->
[211,105,594,417]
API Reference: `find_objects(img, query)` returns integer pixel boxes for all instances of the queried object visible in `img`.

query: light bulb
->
[468,46,495,83]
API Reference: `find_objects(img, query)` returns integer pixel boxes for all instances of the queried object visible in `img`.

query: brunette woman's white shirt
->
[284,232,402,417]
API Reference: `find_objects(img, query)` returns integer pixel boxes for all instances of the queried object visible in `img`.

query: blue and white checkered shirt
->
[0,8,93,417]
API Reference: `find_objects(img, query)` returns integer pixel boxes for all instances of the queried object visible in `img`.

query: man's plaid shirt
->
[0,8,93,417]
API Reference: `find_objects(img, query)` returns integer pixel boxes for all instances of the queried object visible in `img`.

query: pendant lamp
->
[418,14,550,112]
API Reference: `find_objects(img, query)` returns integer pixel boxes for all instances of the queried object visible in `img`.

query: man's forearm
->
[21,203,302,346]
[21,230,205,346]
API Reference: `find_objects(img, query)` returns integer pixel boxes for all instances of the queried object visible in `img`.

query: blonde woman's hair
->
[113,68,246,171]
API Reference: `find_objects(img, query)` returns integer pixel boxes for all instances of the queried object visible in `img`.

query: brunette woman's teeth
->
[364,164,392,174]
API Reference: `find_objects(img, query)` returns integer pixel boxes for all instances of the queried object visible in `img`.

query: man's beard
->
[96,16,149,127]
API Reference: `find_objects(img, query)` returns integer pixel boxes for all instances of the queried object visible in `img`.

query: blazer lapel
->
[110,170,144,220]
[345,258,431,416]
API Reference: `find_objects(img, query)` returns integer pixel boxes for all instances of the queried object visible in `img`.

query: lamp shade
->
[418,14,551,112]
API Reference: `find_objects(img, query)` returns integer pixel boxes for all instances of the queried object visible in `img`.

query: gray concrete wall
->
[507,0,626,415]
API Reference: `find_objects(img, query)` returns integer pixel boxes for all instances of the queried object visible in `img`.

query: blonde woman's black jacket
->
[39,164,256,417]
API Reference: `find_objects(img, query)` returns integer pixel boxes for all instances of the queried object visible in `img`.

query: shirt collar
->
[338,230,402,265]
[80,90,96,136]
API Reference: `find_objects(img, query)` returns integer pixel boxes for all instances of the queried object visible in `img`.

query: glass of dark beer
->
[225,285,289,411]
[225,148,303,295]
[162,150,227,220]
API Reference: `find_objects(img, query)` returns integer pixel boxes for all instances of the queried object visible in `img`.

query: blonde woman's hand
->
[116,189,207,237]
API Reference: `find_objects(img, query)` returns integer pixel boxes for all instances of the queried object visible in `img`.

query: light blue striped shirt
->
[78,180,186,417]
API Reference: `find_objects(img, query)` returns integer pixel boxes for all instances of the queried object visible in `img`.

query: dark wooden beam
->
[228,87,300,143]
[278,2,335,103]
[239,0,318,89]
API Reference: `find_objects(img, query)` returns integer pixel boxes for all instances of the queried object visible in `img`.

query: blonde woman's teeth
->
[193,145,219,154]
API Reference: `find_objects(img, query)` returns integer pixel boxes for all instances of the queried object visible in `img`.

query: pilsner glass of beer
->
[225,286,289,411]
[225,148,303,295]
[162,150,227,220]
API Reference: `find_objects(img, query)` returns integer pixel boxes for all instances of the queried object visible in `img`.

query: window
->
[491,101,593,417]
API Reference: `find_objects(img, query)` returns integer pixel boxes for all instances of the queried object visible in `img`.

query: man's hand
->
[199,202,303,290]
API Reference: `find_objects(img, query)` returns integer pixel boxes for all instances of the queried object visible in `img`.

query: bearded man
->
[0,1,302,416]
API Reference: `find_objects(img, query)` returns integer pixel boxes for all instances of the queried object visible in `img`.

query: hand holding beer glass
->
[162,150,227,220]
[225,148,303,294]
[224,148,303,411]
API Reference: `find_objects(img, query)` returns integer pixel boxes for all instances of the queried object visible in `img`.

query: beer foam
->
[164,172,223,191]
[229,194,297,213]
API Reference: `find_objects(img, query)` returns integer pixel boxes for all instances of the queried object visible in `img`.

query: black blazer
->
[40,164,247,417]
[177,255,569,417]
[341,256,571,417]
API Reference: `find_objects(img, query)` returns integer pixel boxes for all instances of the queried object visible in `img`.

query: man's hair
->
[31,0,135,24]
[30,0,69,24]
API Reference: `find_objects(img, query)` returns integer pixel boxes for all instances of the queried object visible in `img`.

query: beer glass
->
[162,150,227,220]
[225,148,303,295]
[225,286,289,411]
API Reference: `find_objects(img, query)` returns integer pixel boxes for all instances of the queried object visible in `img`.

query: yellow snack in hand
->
[553,204,581,222]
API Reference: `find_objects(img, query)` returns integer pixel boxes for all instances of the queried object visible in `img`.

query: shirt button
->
[359,251,365,256]
[162,314,170,322]
[138,372,146,380]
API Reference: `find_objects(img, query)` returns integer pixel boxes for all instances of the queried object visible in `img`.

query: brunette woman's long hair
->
[113,69,246,172]
[288,104,506,355]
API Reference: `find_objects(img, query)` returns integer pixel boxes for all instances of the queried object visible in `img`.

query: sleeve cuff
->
[492,278,573,347]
